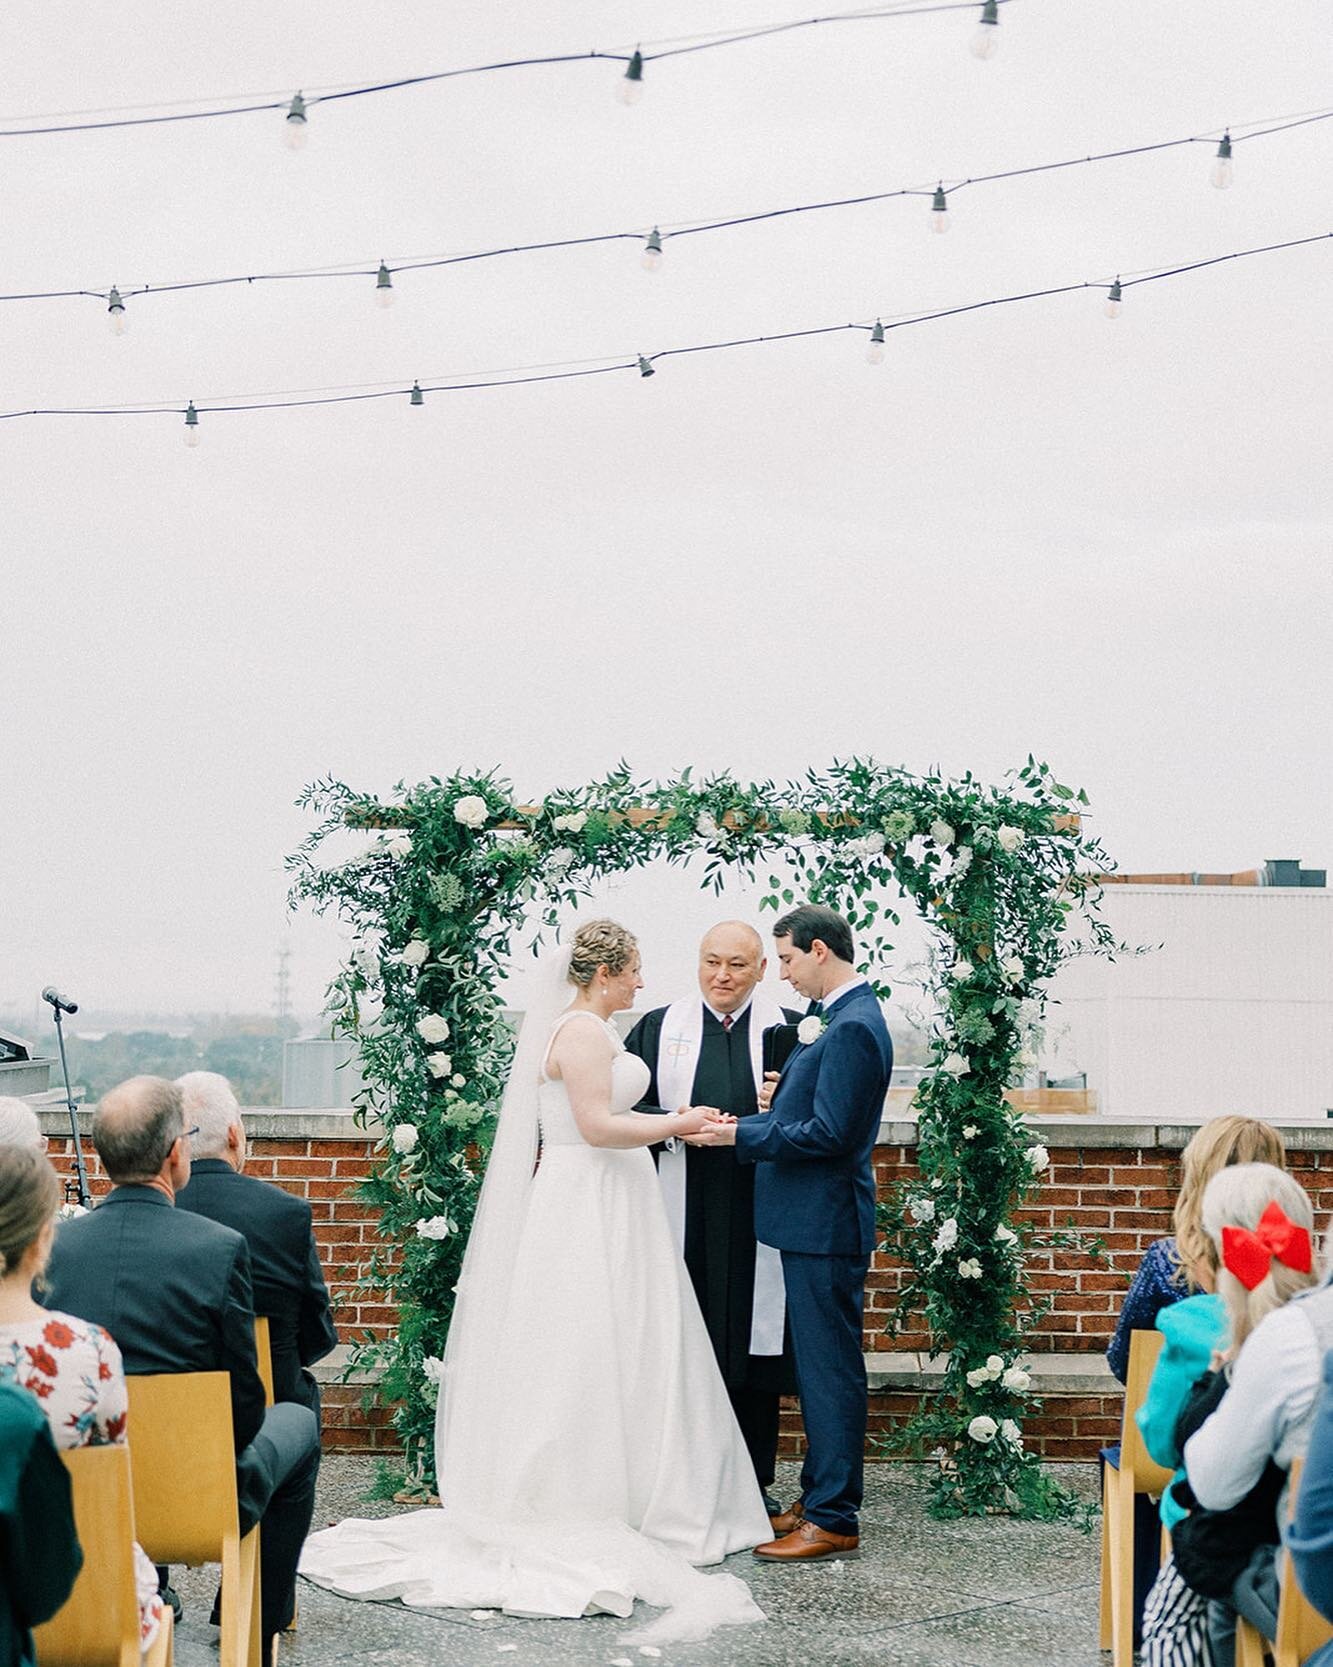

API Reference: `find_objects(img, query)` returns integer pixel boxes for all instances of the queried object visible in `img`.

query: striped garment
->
[1141,1555,1214,1667]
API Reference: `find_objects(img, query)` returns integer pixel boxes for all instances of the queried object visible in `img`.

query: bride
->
[299,919,771,1641]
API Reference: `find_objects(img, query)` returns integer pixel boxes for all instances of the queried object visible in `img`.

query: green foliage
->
[288,758,1121,1515]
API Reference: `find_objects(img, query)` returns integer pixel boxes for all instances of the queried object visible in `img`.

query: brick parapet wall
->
[40,1109,1333,1462]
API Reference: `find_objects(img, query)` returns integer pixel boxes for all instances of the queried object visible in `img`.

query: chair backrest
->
[126,1371,239,1566]
[33,1444,141,1667]
[253,1315,275,1409]
[1277,1459,1333,1667]
[1121,1328,1175,1494]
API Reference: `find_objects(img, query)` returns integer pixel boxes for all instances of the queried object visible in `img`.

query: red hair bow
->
[1221,1199,1313,1291]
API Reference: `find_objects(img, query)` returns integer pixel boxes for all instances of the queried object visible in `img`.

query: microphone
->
[42,987,79,1016]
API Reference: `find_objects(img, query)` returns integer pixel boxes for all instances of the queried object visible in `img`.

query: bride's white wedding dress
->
[299,1006,769,1641]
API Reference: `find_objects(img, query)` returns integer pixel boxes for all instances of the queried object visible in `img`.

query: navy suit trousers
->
[781,1249,869,1535]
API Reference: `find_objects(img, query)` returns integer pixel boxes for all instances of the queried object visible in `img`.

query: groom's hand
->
[683,1114,737,1148]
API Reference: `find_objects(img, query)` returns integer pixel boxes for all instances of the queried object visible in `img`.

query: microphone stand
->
[51,1005,91,1208]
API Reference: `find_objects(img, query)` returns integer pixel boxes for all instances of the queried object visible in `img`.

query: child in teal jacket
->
[1137,1291,1228,1529]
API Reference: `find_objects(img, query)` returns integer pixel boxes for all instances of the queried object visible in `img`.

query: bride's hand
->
[672,1105,716,1137]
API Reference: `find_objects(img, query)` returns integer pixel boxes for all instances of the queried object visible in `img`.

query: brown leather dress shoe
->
[767,1497,806,1535]
[754,1520,860,1561]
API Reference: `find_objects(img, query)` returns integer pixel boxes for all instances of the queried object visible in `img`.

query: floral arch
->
[289,758,1117,1517]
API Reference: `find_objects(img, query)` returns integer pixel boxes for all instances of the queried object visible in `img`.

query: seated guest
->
[0,1099,45,1152]
[0,1379,82,1667]
[1181,1164,1333,1667]
[44,1076,320,1661]
[0,1146,163,1652]
[1107,1115,1287,1383]
[175,1071,337,1417]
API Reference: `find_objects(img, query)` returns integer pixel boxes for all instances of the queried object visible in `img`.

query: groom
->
[685,903,892,1562]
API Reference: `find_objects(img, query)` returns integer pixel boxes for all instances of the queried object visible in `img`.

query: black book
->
[762,1023,801,1077]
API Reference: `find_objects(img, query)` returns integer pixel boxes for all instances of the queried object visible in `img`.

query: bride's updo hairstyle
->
[0,1144,59,1278]
[568,919,638,988]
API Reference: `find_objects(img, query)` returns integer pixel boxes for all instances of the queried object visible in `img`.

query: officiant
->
[624,921,801,1504]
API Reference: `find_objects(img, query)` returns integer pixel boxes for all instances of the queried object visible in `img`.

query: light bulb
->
[641,228,663,272]
[184,402,200,447]
[1104,277,1122,319]
[619,50,644,105]
[866,321,886,365]
[107,287,127,335]
[970,0,999,58]
[374,263,395,308]
[1211,132,1233,190]
[931,185,950,233]
[637,355,655,378]
[284,93,308,150]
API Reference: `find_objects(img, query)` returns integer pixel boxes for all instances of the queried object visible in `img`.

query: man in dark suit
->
[44,1076,320,1658]
[686,904,893,1563]
[175,1072,338,1418]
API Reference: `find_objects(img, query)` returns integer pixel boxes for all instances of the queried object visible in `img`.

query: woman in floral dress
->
[0,1145,163,1653]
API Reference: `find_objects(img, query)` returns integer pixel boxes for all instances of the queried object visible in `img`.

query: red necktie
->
[721,1014,733,1032]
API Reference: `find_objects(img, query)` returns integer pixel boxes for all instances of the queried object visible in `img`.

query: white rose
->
[415,1214,455,1240]
[957,1258,983,1279]
[696,811,719,838]
[451,1072,466,1088]
[352,945,380,982]
[1000,1418,1023,1446]
[986,1354,1004,1375]
[385,833,413,857]
[997,825,1026,854]
[1015,1047,1038,1070]
[426,1051,453,1078]
[940,1052,971,1078]
[994,1222,1019,1246]
[400,939,430,968]
[850,831,886,859]
[965,1367,990,1388]
[422,1355,446,1385]
[953,959,974,982]
[908,1196,936,1224]
[930,818,955,847]
[797,1015,825,1046]
[417,1013,451,1044]
[967,1415,998,1445]
[453,795,489,829]
[548,847,576,875]
[1028,1144,1050,1173]
[1002,1366,1031,1392]
[552,811,587,833]
[1002,955,1026,984]
[933,1218,959,1253]
[952,845,974,877]
[391,1123,420,1154]
[962,1125,979,1140]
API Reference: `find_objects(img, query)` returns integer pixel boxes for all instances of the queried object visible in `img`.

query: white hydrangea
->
[548,847,576,875]
[352,944,380,982]
[552,811,587,833]
[1000,1418,1023,1446]
[453,795,489,829]
[400,939,431,968]
[996,825,1026,854]
[1015,1047,1038,1070]
[391,1123,420,1155]
[957,1258,983,1280]
[385,833,413,858]
[940,1052,971,1078]
[416,1013,450,1045]
[933,1218,959,1253]
[952,845,974,877]
[930,818,956,848]
[426,1051,453,1079]
[848,831,886,859]
[1001,955,1026,984]
[967,1415,998,1445]
[421,1355,446,1385]
[695,810,720,837]
[1027,1144,1050,1173]
[908,1195,936,1224]
[415,1215,456,1240]
[1002,1366,1031,1393]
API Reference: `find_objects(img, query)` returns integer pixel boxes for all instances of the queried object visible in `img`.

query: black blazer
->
[44,1185,266,1455]
[176,1159,338,1414]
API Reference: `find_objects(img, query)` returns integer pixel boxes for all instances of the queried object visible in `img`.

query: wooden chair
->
[1099,1328,1174,1667]
[34,1444,174,1667]
[1235,1460,1333,1667]
[126,1373,262,1667]
[254,1316,275,1409]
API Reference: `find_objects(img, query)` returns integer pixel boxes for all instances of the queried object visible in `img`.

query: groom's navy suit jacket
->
[734,981,893,1257]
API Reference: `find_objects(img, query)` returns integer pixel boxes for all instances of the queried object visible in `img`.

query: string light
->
[931,184,949,232]
[409,381,424,406]
[284,93,308,150]
[184,402,200,446]
[106,287,127,335]
[374,263,395,308]
[637,356,655,377]
[619,50,645,105]
[970,0,999,59]
[641,228,663,271]
[1104,277,1122,318]
[1211,131,1234,189]
[866,320,886,364]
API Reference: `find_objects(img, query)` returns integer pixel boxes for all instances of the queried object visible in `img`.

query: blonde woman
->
[1107,1116,1286,1383]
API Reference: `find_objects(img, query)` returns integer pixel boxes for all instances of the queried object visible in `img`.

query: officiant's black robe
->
[624,1002,801,1484]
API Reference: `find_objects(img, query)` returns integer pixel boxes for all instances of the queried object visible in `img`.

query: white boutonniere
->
[797,1015,826,1045]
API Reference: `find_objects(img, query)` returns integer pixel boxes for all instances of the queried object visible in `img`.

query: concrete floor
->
[168,1458,1106,1667]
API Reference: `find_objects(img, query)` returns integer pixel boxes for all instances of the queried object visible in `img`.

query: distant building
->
[1046,861,1332,1121]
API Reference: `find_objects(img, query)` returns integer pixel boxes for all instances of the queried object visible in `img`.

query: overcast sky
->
[4,0,1331,1023]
